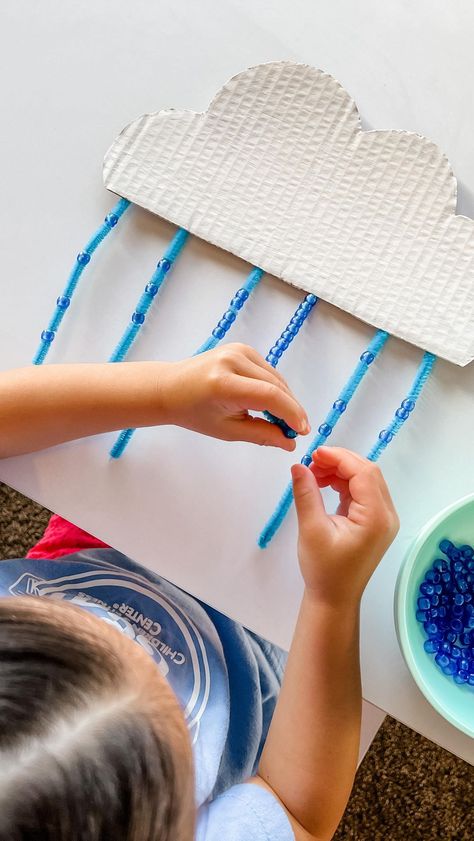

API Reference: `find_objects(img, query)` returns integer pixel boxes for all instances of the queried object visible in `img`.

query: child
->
[0,344,398,840]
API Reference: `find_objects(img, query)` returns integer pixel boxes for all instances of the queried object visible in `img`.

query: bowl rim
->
[395,491,474,739]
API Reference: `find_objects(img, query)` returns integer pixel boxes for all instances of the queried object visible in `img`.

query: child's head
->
[0,597,195,840]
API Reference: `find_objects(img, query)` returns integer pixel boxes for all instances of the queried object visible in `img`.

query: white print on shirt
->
[8,569,211,731]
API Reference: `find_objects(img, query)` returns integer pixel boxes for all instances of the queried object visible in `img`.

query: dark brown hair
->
[0,598,193,840]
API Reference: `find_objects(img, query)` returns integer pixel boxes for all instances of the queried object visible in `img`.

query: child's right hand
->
[291,446,399,607]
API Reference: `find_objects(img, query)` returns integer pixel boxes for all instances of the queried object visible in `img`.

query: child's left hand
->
[158,343,310,451]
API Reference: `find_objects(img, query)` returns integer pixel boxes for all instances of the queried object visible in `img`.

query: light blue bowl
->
[395,493,474,739]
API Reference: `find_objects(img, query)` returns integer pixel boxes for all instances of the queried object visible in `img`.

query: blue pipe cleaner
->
[33,197,130,365]
[194,267,264,354]
[258,329,389,548]
[109,266,264,459]
[109,228,189,363]
[263,293,318,438]
[367,351,436,462]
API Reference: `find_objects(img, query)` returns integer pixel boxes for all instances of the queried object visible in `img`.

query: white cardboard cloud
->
[104,61,474,366]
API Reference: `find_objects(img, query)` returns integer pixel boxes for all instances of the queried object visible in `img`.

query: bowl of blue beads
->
[395,493,474,738]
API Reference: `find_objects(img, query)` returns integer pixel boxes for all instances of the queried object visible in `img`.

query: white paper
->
[104,61,474,366]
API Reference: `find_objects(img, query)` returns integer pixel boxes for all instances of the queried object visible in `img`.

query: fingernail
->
[301,420,310,434]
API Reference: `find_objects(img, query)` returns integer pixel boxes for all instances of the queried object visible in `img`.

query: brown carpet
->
[0,481,472,839]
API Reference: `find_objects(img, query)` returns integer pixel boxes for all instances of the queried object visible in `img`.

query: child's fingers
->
[314,446,396,516]
[312,447,386,511]
[231,378,309,435]
[233,344,291,390]
[291,463,328,535]
[235,357,294,399]
[224,415,297,451]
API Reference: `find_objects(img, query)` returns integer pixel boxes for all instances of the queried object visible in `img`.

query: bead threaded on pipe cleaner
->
[263,293,318,438]
[109,228,189,363]
[367,351,436,462]
[194,267,264,354]
[33,197,131,365]
[109,266,264,459]
[258,329,389,548]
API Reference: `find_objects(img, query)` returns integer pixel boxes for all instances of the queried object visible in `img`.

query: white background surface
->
[0,0,473,763]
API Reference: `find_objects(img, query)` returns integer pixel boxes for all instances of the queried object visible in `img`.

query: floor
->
[0,481,472,840]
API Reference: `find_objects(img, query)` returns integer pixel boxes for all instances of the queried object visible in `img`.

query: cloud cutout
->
[103,61,474,365]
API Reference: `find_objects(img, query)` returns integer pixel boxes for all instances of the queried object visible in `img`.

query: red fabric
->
[26,514,110,560]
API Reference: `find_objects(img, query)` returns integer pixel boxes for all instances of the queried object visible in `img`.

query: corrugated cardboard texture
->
[104,61,474,366]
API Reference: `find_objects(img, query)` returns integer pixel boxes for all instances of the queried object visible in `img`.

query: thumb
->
[291,463,327,535]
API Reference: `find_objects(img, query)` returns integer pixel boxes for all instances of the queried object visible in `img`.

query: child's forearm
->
[0,349,309,458]
[0,363,168,457]
[256,591,361,841]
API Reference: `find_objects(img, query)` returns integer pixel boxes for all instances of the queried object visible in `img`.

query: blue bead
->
[450,646,462,659]
[223,309,235,324]
[425,569,438,582]
[445,631,457,644]
[360,351,375,364]
[378,429,393,444]
[433,558,448,573]
[318,423,333,438]
[41,330,55,343]
[77,251,91,265]
[333,399,347,413]
[105,213,118,227]
[212,326,226,340]
[306,294,317,305]
[282,329,293,342]
[417,597,430,611]
[423,639,438,654]
[454,593,465,606]
[401,399,416,411]
[420,582,434,596]
[56,295,71,310]
[273,347,283,358]
[454,671,468,684]
[424,621,439,636]
[460,544,474,559]
[230,296,244,310]
[276,338,288,351]
[235,288,249,301]
[416,610,428,622]
[441,571,451,585]
[468,674,474,686]
[132,311,145,325]
[287,323,298,335]
[435,653,450,669]
[468,616,474,629]
[460,658,470,672]
[267,353,278,367]
[439,539,454,555]
[218,318,228,330]
[145,282,159,296]
[301,454,312,466]
[158,258,171,273]
[395,406,410,420]
[450,619,463,634]
[430,593,440,606]
[444,660,458,675]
